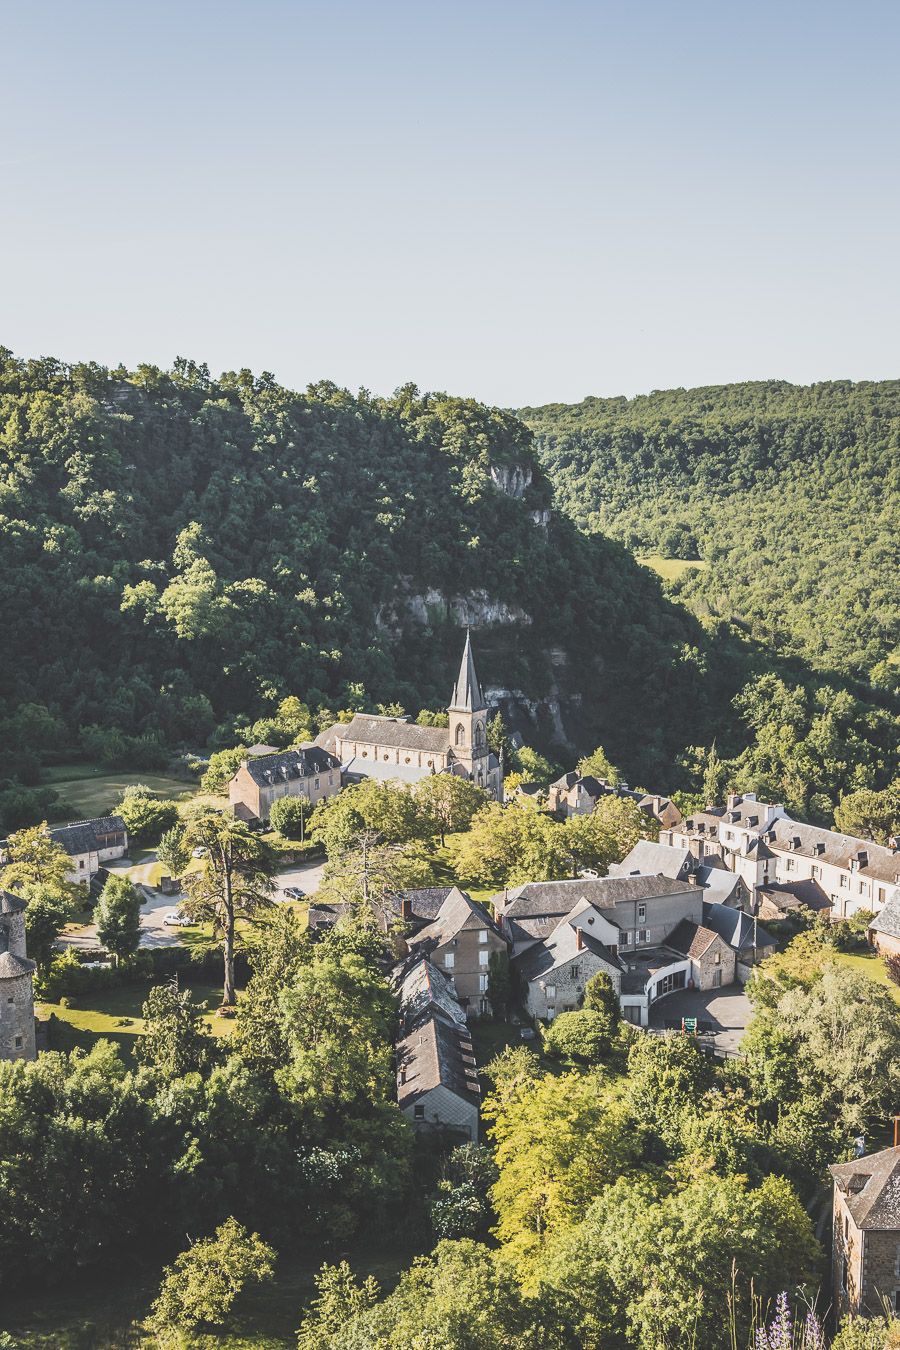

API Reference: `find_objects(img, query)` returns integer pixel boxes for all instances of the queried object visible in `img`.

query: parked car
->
[519,1026,536,1041]
[163,911,192,927]
[284,886,306,899]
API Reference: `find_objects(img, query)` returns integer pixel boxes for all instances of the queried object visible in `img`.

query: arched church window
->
[455,723,466,746]
[475,723,484,747]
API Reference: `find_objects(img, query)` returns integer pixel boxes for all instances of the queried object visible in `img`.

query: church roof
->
[449,630,486,713]
[334,716,451,754]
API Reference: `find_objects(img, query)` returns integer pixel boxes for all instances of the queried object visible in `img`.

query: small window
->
[571,963,580,979]
[858,881,867,895]
[715,950,721,964]
[6,996,13,1005]
[622,931,631,946]
[443,952,455,970]
[14,1036,22,1048]
[79,860,85,870]
[840,875,849,889]
[479,974,489,992]
[879,887,887,903]
[413,1104,425,1120]
[546,984,556,1001]
[785,857,794,872]
[637,903,646,922]
[811,864,820,879]
[639,929,648,944]
[844,1214,850,1240]
[478,950,489,967]
[478,929,488,944]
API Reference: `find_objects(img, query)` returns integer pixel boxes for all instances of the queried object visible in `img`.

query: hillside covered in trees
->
[522,380,900,681]
[1,353,897,830]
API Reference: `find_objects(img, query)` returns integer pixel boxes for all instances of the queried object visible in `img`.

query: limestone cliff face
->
[489,463,533,499]
[376,587,531,634]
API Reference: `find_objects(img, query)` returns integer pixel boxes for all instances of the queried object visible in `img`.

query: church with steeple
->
[316,632,503,799]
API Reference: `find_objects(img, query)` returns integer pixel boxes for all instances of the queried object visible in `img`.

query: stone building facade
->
[831,1146,900,1318]
[407,886,508,1016]
[228,746,341,823]
[0,890,37,1062]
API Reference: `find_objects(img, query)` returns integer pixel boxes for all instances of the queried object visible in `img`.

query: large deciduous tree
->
[94,873,142,965]
[414,774,487,846]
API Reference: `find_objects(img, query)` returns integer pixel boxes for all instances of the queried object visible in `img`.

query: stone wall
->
[0,973,36,1062]
[525,950,620,1021]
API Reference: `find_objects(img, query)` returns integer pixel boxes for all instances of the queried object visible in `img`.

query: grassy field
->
[638,554,709,582]
[37,980,235,1060]
[44,763,197,824]
[832,949,900,1005]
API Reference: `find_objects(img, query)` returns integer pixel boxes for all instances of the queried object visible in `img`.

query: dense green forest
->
[522,380,900,680]
[1,353,897,831]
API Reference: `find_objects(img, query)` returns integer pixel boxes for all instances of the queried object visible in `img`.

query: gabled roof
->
[515,902,622,983]
[870,895,900,941]
[395,956,467,1033]
[667,919,722,960]
[410,887,504,950]
[396,1014,481,1107]
[449,630,486,713]
[242,746,340,787]
[499,873,697,919]
[695,864,745,905]
[608,840,694,881]
[327,715,451,754]
[767,818,900,887]
[702,901,776,954]
[831,1147,900,1230]
[389,888,456,925]
[757,878,832,914]
[50,823,101,856]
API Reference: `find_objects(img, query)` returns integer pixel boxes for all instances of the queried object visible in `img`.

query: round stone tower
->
[0,890,37,1062]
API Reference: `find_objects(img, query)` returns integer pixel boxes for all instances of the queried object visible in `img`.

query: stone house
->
[516,899,623,1021]
[406,886,508,1016]
[547,773,682,830]
[0,890,36,1062]
[46,815,128,885]
[227,745,341,823]
[495,873,703,959]
[396,1013,480,1141]
[831,1146,900,1318]
[316,632,503,798]
[661,793,900,919]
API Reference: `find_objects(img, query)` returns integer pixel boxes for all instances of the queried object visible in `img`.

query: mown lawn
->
[36,980,235,1060]
[832,949,900,1005]
[638,554,708,582]
[44,763,197,823]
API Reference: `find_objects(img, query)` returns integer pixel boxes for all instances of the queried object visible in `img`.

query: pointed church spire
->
[449,628,486,712]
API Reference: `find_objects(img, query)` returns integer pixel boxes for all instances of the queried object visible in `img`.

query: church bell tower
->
[447,630,491,789]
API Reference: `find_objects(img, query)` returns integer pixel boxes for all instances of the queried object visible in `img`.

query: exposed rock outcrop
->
[489,463,533,499]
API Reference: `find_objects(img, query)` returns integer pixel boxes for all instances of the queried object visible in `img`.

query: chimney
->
[576,927,584,950]
[401,898,412,921]
[727,793,740,811]
[399,1067,406,1084]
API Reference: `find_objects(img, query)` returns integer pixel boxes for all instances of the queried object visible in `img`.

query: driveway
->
[60,857,327,953]
[648,985,752,1056]
[272,858,326,901]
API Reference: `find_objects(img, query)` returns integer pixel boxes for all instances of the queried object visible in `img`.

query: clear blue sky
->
[3,0,898,406]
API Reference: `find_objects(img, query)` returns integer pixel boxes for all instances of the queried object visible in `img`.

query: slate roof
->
[831,1147,900,1230]
[0,891,26,916]
[395,956,467,1034]
[342,756,439,785]
[667,919,721,960]
[410,887,504,950]
[515,905,621,983]
[326,715,451,754]
[396,1014,481,1107]
[619,946,687,994]
[50,823,102,856]
[389,888,455,925]
[242,746,340,787]
[757,878,833,915]
[0,950,36,979]
[766,818,900,887]
[695,864,745,906]
[499,873,697,919]
[608,840,694,880]
[681,796,784,835]
[449,630,486,712]
[870,895,900,941]
[702,901,776,954]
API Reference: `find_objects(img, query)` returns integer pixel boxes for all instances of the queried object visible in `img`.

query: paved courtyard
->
[648,984,753,1056]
